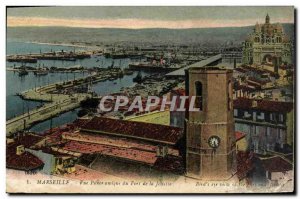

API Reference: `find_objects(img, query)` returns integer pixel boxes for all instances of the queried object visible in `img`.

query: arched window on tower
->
[228,80,232,111]
[195,81,203,111]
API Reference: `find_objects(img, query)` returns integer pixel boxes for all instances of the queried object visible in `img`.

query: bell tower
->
[185,67,236,180]
[266,13,270,24]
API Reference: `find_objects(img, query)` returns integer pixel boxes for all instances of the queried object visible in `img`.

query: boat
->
[108,60,115,69]
[34,70,49,76]
[128,62,164,71]
[123,68,134,75]
[111,53,128,59]
[18,69,28,76]
[133,71,143,83]
[118,70,124,78]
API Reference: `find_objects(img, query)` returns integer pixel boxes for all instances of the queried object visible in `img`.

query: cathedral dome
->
[261,23,274,36]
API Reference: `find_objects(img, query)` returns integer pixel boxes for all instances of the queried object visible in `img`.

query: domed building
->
[242,14,293,65]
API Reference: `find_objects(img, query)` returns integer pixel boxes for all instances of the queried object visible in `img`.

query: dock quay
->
[6,68,130,136]
[7,57,37,63]
[104,52,144,59]
[128,62,181,72]
[6,50,91,63]
[6,65,89,74]
[7,90,90,136]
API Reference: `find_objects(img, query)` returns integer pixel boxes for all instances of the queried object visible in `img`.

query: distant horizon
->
[7,7,294,29]
[6,20,295,30]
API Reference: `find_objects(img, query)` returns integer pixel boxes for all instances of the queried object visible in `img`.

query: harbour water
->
[6,41,148,133]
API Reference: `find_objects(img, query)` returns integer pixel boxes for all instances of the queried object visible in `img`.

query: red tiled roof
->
[11,134,44,148]
[261,156,293,172]
[172,88,185,96]
[236,151,254,180]
[81,117,183,145]
[63,131,157,152]
[234,98,293,113]
[73,118,91,128]
[63,140,158,165]
[6,148,44,171]
[235,131,246,141]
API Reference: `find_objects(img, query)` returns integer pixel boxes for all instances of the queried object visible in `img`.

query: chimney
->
[252,100,258,108]
[16,145,25,155]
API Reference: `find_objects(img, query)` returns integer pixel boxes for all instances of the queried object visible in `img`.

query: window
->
[279,114,284,122]
[195,81,203,110]
[267,127,270,136]
[174,117,177,126]
[258,112,265,120]
[267,171,272,180]
[234,109,238,117]
[228,81,232,110]
[270,113,273,121]
[278,129,283,139]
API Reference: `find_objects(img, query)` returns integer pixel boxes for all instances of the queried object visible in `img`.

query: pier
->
[6,50,92,63]
[6,65,88,74]
[6,85,91,135]
[6,68,129,135]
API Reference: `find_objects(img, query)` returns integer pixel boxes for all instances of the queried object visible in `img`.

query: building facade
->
[185,67,236,180]
[234,98,294,154]
[242,14,293,65]
[169,88,186,128]
[221,46,243,67]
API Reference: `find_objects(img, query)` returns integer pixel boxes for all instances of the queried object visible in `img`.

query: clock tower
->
[185,67,236,180]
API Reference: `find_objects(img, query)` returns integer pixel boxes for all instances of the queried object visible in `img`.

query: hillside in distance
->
[7,24,294,46]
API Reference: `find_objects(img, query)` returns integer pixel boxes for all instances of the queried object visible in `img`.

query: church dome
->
[261,23,274,36]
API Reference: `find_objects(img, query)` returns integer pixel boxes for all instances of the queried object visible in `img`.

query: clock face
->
[208,136,221,148]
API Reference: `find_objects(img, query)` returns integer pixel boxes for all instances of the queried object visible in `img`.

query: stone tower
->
[185,67,236,180]
[266,13,270,24]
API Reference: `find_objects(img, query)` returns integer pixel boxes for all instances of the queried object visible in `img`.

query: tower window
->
[228,81,232,110]
[195,81,203,110]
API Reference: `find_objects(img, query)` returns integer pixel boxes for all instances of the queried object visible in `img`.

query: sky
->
[7,6,294,29]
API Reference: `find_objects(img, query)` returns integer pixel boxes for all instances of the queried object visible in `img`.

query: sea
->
[6,41,148,133]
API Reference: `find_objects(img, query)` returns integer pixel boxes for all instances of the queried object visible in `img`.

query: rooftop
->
[62,140,158,165]
[261,156,293,172]
[235,131,246,141]
[188,66,232,74]
[81,116,183,145]
[10,133,44,148]
[166,54,222,77]
[6,147,44,171]
[236,151,254,180]
[234,98,294,113]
